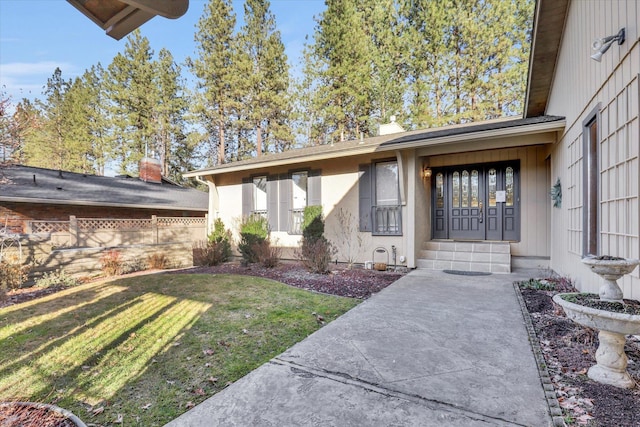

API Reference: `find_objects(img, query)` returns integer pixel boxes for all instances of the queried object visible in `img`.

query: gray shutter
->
[308,169,322,207]
[279,173,291,232]
[267,175,279,231]
[242,177,252,217]
[359,164,372,232]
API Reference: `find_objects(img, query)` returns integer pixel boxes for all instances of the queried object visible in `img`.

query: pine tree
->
[305,0,375,142]
[22,68,75,170]
[187,0,238,166]
[105,30,156,175]
[401,0,533,127]
[237,0,292,156]
[154,48,193,181]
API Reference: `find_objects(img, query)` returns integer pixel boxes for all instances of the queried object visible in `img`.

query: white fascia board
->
[185,119,566,178]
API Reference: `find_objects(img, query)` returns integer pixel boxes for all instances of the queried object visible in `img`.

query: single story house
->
[0,159,208,235]
[185,0,640,299]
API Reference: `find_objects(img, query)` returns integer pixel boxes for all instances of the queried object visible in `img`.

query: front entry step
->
[417,240,511,274]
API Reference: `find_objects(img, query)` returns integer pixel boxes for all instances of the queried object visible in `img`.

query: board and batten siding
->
[424,145,552,259]
[546,0,640,298]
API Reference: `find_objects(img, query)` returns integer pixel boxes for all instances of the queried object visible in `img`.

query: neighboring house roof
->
[185,115,565,178]
[524,0,570,117]
[0,165,208,211]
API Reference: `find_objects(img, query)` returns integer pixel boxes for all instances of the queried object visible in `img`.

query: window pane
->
[452,172,460,207]
[506,167,514,207]
[292,172,308,209]
[461,170,469,207]
[471,170,479,207]
[436,173,444,208]
[253,176,267,211]
[376,161,399,206]
[488,169,497,207]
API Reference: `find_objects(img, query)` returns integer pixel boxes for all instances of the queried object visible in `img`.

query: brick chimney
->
[139,157,162,183]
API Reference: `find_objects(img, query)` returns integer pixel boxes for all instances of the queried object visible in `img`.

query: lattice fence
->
[78,218,153,231]
[29,221,70,234]
[157,217,207,227]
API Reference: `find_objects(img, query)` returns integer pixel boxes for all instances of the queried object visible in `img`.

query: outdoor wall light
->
[590,28,625,62]
[422,167,432,179]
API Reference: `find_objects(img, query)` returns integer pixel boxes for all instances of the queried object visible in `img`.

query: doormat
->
[443,270,492,276]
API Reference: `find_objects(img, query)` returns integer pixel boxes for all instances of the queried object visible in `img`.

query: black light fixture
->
[590,28,625,62]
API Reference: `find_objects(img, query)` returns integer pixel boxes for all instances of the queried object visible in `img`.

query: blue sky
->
[0,0,326,105]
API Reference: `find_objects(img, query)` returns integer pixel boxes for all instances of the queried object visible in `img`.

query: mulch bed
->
[170,262,406,299]
[0,403,79,427]
[518,277,640,426]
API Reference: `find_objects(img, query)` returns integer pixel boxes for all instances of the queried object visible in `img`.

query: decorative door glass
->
[506,167,514,206]
[488,169,497,207]
[436,173,444,208]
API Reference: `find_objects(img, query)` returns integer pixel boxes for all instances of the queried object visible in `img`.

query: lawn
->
[0,273,359,426]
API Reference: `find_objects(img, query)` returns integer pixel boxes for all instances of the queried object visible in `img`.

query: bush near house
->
[297,206,336,274]
[193,219,233,267]
[238,215,271,266]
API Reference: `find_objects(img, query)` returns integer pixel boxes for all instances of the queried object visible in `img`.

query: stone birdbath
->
[553,256,640,388]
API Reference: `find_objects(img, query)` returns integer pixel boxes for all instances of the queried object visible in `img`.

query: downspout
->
[396,150,416,269]
[395,150,406,206]
[196,176,219,235]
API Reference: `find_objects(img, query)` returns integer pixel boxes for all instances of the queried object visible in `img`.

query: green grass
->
[0,273,359,426]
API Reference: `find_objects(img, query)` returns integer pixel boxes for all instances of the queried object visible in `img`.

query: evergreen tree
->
[401,0,533,126]
[187,0,239,166]
[237,0,293,156]
[154,48,193,182]
[22,68,78,170]
[105,30,156,175]
[305,0,375,142]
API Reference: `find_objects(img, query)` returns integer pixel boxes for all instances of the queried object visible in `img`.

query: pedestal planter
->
[0,402,87,427]
[581,256,639,302]
[553,294,640,388]
[552,256,640,389]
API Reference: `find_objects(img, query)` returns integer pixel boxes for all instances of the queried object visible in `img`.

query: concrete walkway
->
[165,269,552,427]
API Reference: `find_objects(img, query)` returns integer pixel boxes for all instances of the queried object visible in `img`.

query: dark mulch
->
[170,262,406,299]
[0,403,78,427]
[519,278,640,426]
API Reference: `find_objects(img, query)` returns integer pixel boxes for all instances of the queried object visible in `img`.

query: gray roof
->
[0,165,208,211]
[186,115,565,176]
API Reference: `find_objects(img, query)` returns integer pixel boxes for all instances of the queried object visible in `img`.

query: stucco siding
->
[546,0,640,298]
[212,154,408,267]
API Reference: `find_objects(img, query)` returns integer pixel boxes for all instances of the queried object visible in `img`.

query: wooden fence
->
[2,216,208,282]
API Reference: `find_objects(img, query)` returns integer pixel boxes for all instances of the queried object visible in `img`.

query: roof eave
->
[0,196,207,212]
[185,118,566,178]
[524,0,570,118]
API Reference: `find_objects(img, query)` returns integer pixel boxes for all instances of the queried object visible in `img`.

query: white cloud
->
[0,61,77,102]
[0,61,75,76]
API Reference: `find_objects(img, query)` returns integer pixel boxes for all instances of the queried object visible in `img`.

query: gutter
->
[184,119,566,178]
[0,196,208,212]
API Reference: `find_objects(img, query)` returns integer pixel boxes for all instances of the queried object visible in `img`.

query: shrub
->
[147,253,170,269]
[254,239,281,268]
[100,249,123,276]
[192,219,233,267]
[296,206,337,274]
[238,215,270,265]
[302,205,324,241]
[298,237,336,274]
[36,269,79,288]
[208,218,232,262]
[0,260,31,300]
